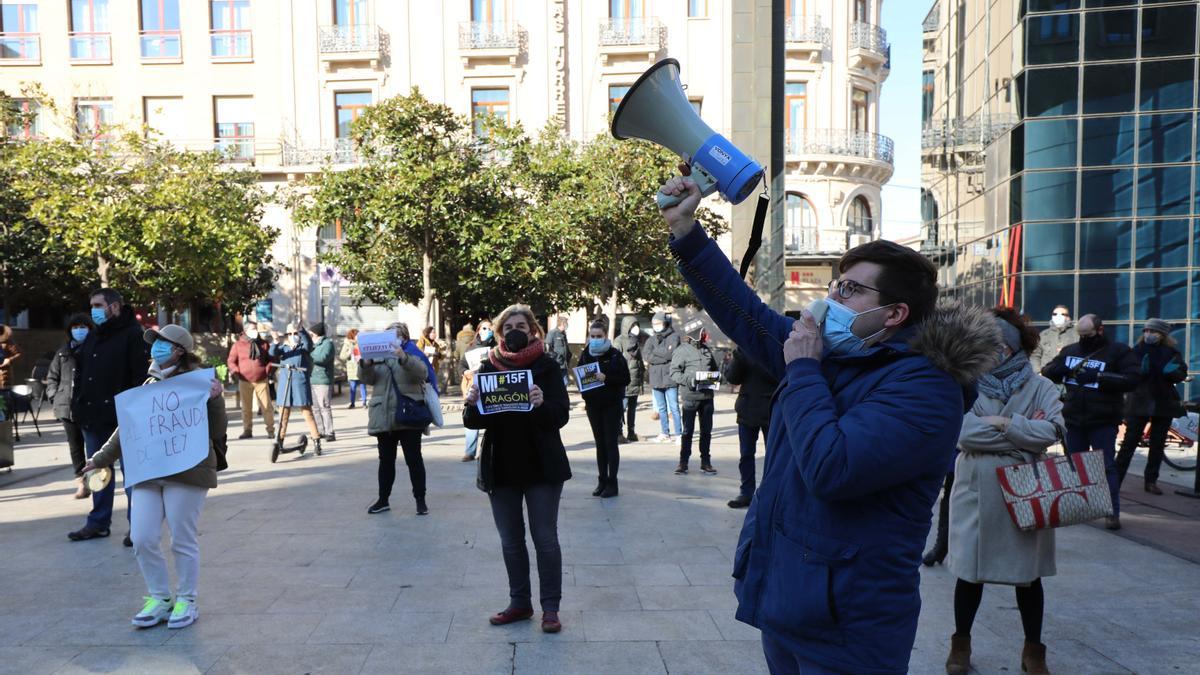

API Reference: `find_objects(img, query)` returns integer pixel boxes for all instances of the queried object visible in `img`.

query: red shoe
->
[541,611,562,633]
[489,607,534,626]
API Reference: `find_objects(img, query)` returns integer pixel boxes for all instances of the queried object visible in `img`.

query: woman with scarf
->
[1115,318,1187,495]
[944,308,1065,675]
[463,304,571,633]
[577,319,630,498]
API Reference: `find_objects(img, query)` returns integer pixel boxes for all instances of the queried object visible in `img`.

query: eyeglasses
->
[828,278,883,300]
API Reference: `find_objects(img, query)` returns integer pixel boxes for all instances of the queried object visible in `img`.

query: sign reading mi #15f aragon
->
[476,369,534,415]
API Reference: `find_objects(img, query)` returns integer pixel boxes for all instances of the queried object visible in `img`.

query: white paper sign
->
[464,346,489,372]
[573,362,604,392]
[115,368,213,488]
[695,370,721,392]
[356,330,397,359]
[1064,356,1105,389]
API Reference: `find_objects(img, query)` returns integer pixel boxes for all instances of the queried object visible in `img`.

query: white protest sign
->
[476,369,534,414]
[573,362,604,392]
[115,368,214,488]
[695,370,721,392]
[464,346,489,372]
[357,330,398,359]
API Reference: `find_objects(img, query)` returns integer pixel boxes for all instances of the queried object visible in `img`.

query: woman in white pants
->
[83,324,226,630]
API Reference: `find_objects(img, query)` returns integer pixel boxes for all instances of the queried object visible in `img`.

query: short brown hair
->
[838,240,939,325]
[991,306,1040,355]
[493,304,545,339]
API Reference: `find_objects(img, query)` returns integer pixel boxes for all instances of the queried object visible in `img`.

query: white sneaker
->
[653,434,670,444]
[167,599,198,629]
[131,596,172,628]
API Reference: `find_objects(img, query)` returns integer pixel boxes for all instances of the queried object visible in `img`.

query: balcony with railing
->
[597,17,666,64]
[68,32,111,64]
[211,29,252,61]
[282,138,360,168]
[784,16,830,62]
[140,30,182,62]
[921,114,1019,151]
[849,22,889,70]
[786,128,894,182]
[319,24,383,70]
[458,21,525,67]
[0,32,39,64]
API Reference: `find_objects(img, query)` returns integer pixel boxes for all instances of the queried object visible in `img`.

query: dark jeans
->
[1064,424,1120,517]
[761,633,842,674]
[622,395,638,437]
[488,481,563,612]
[376,429,426,500]
[62,418,86,476]
[680,399,714,465]
[1117,416,1172,484]
[737,423,767,498]
[83,424,129,531]
[586,404,622,486]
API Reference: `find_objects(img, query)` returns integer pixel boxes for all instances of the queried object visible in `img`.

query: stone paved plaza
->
[2,392,1199,674]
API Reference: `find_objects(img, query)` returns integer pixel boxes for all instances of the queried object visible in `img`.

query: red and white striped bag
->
[995,452,1114,531]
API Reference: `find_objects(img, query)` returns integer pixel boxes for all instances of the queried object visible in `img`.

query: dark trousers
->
[488,482,564,612]
[680,399,714,465]
[622,395,638,437]
[62,418,86,476]
[83,424,129,530]
[376,429,426,500]
[1116,416,1172,485]
[954,578,1044,644]
[737,423,767,498]
[761,633,843,674]
[586,404,622,486]
[1064,424,1120,516]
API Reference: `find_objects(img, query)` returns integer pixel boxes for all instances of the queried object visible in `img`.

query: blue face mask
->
[91,307,108,326]
[812,298,894,357]
[150,339,176,365]
[70,327,89,343]
[480,329,493,342]
[588,337,610,354]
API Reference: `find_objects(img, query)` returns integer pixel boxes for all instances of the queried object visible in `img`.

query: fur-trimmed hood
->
[907,299,1002,387]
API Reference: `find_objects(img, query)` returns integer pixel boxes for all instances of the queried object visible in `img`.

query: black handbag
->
[389,365,433,427]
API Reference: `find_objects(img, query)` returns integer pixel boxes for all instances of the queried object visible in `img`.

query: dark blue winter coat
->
[670,225,998,674]
[271,332,314,408]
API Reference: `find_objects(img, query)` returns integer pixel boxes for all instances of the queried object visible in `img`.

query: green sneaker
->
[131,596,172,628]
[167,598,198,629]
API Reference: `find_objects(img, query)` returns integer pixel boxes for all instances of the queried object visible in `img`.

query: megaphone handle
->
[657,163,718,209]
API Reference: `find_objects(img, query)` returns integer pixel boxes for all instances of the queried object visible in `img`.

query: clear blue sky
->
[879,0,924,242]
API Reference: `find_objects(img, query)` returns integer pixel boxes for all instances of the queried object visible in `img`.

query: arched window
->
[920,189,939,245]
[846,195,873,246]
[785,192,818,253]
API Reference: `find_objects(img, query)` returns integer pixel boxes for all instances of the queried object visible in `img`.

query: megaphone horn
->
[612,58,764,209]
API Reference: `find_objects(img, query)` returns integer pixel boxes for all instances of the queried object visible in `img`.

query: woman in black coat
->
[722,347,778,508]
[464,304,571,634]
[1116,318,1188,494]
[46,312,93,499]
[577,319,631,498]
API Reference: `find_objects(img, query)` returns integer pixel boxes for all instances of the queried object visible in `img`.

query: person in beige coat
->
[82,324,226,631]
[945,309,1065,675]
[359,322,431,516]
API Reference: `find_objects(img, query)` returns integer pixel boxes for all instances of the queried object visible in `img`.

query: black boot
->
[415,496,429,515]
[600,479,618,498]
[592,481,605,497]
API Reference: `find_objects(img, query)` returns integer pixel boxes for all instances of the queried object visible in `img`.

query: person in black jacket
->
[723,347,779,508]
[1115,318,1187,496]
[1042,314,1140,530]
[47,313,93,499]
[613,316,644,443]
[544,316,571,386]
[69,288,150,542]
[464,304,571,634]
[578,319,631,498]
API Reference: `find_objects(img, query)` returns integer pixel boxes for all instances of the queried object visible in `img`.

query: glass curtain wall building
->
[922,0,1200,399]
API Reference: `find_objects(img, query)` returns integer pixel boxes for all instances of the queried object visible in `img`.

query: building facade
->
[1,0,892,333]
[922,0,1200,399]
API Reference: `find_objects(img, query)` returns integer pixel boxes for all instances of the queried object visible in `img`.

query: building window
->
[609,0,645,39]
[214,96,254,160]
[921,70,934,127]
[69,0,111,62]
[4,98,39,138]
[1084,9,1135,62]
[785,193,818,254]
[851,89,869,133]
[210,0,251,60]
[140,0,181,60]
[608,84,630,113]
[688,0,707,18]
[846,196,873,243]
[471,0,505,23]
[786,0,808,19]
[786,82,806,151]
[143,96,184,143]
[0,0,39,61]
[335,0,368,26]
[854,0,868,23]
[1026,13,1078,65]
[335,91,371,138]
[471,88,509,137]
[74,98,113,140]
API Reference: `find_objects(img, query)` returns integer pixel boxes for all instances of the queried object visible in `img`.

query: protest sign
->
[115,368,214,488]
[695,370,721,392]
[476,369,534,414]
[573,362,604,392]
[1064,356,1105,389]
[464,346,489,372]
[356,330,398,359]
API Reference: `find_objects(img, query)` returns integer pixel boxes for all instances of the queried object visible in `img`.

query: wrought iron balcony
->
[458,21,521,50]
[923,2,941,33]
[319,24,381,53]
[921,114,1019,150]
[788,128,894,165]
[598,17,665,48]
[282,138,360,167]
[0,32,40,63]
[784,16,831,48]
[849,22,889,65]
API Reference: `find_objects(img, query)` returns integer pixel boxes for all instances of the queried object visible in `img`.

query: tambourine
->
[84,467,112,492]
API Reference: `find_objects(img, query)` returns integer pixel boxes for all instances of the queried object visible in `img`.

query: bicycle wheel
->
[1164,452,1197,472]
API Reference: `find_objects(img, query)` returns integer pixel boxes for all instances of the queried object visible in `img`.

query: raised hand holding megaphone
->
[611,58,764,210]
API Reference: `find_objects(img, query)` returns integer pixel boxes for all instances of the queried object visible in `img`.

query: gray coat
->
[670,340,717,410]
[613,316,644,397]
[46,341,81,421]
[947,373,1064,585]
[645,323,680,390]
[359,352,429,435]
[1030,324,1078,372]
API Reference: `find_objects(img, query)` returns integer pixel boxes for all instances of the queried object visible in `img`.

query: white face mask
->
[1051,314,1068,327]
[246,330,259,340]
[630,325,640,336]
[652,324,664,334]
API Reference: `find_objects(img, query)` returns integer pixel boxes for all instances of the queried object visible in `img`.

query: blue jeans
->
[83,424,129,531]
[737,423,767,499]
[651,387,681,436]
[349,380,368,404]
[1064,424,1120,517]
[464,427,480,459]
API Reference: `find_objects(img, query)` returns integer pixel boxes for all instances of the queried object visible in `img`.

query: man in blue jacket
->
[659,176,999,674]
